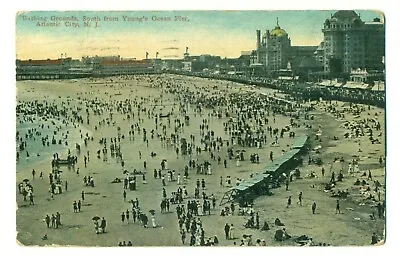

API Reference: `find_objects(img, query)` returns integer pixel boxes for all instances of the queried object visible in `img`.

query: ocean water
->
[16,115,92,172]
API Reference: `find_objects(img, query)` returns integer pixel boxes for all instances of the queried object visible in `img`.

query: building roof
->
[291,135,309,149]
[100,60,152,66]
[298,56,323,68]
[17,59,64,66]
[332,10,359,21]
[234,174,265,192]
[270,25,287,37]
[263,149,300,174]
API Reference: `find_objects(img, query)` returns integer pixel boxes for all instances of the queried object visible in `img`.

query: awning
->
[291,135,309,149]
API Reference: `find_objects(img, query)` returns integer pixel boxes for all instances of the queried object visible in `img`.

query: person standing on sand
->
[297,192,303,206]
[132,209,137,223]
[330,172,335,183]
[312,202,317,214]
[81,190,85,201]
[94,220,99,234]
[336,199,341,214]
[45,215,50,228]
[368,170,372,181]
[166,199,170,212]
[73,201,78,213]
[123,190,127,201]
[78,200,81,212]
[287,196,292,208]
[121,211,125,223]
[126,209,130,223]
[101,217,106,233]
[224,223,230,239]
[143,214,149,228]
[55,212,60,228]
[229,224,235,240]
[230,202,235,215]
[65,180,68,192]
[151,215,157,228]
[180,229,186,244]
[29,193,34,205]
[51,214,56,228]
[236,158,240,167]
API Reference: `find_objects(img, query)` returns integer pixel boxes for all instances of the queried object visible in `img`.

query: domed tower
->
[264,18,292,72]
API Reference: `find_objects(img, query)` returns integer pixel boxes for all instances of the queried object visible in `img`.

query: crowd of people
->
[16,73,385,246]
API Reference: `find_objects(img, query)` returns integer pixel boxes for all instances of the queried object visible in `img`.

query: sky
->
[15,10,384,60]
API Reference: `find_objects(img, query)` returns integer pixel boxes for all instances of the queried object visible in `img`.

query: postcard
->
[15,10,385,247]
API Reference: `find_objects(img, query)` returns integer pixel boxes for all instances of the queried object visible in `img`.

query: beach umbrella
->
[23,179,29,182]
[92,216,101,221]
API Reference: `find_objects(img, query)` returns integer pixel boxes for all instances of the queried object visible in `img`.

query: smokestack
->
[185,47,189,53]
[256,30,261,49]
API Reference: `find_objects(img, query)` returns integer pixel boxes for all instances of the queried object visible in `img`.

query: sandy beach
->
[16,74,385,247]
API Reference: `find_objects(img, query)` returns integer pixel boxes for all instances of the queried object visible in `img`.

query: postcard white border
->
[3,1,399,262]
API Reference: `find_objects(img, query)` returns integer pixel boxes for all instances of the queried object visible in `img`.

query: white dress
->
[354,164,359,173]
[229,226,235,239]
[151,215,157,228]
[348,164,353,174]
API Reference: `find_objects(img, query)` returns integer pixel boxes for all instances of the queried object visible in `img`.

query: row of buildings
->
[16,56,156,80]
[164,10,385,82]
[179,10,384,82]
[16,10,385,82]
[251,10,384,81]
